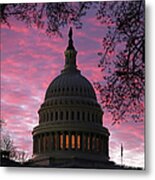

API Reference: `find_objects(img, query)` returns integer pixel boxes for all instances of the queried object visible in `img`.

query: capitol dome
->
[45,70,97,101]
[32,28,110,167]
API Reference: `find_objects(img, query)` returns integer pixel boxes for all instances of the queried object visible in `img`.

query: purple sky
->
[1,3,144,168]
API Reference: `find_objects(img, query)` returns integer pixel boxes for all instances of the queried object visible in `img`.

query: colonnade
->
[33,131,109,157]
[39,110,102,124]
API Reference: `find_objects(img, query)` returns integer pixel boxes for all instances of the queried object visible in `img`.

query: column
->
[106,136,109,157]
[48,111,51,122]
[57,132,60,150]
[102,137,105,155]
[85,133,88,151]
[53,110,55,121]
[69,132,72,150]
[38,135,40,154]
[80,132,82,151]
[75,132,78,150]
[90,133,92,152]
[94,134,97,153]
[53,132,56,151]
[63,132,66,150]
[82,133,85,152]
[33,136,35,154]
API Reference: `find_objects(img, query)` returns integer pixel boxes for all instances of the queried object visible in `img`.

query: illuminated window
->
[66,134,69,149]
[60,134,63,149]
[77,135,81,149]
[71,135,75,149]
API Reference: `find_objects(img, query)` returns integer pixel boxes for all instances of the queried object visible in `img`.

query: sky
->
[1,2,144,168]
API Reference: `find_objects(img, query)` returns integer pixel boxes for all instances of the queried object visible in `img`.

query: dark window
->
[71,111,74,120]
[96,114,98,122]
[47,112,49,121]
[51,112,53,121]
[92,113,94,122]
[60,111,63,120]
[88,112,90,121]
[77,111,80,120]
[66,111,69,120]
[82,112,85,121]
[55,112,58,120]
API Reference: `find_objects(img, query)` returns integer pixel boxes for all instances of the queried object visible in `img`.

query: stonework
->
[32,28,111,167]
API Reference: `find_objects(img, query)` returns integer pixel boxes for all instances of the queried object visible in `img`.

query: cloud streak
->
[1,6,144,168]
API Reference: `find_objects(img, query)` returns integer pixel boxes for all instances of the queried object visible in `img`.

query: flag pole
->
[121,143,123,166]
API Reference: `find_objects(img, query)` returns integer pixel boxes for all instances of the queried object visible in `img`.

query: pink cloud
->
[1,12,144,168]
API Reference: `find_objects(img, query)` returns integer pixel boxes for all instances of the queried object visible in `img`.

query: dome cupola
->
[32,28,110,167]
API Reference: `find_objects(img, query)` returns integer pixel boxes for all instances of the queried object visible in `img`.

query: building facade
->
[32,28,112,168]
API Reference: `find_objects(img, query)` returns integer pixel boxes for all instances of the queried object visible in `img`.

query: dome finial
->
[67,27,75,50]
[69,27,73,40]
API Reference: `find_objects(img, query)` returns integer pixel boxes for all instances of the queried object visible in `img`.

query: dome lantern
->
[63,27,78,72]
